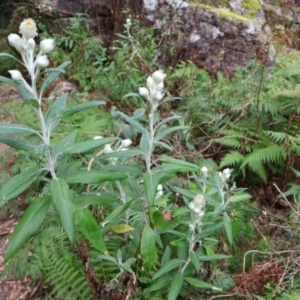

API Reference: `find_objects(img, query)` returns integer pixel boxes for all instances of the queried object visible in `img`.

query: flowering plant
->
[0,18,254,300]
[0,18,124,260]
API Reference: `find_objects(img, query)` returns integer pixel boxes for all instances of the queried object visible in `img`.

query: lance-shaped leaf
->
[60,101,106,118]
[141,224,157,272]
[101,200,133,225]
[154,125,187,143]
[168,272,184,300]
[144,172,159,206]
[40,61,71,95]
[45,93,68,133]
[66,170,127,184]
[158,155,199,172]
[113,110,149,136]
[51,130,78,158]
[223,212,233,246]
[50,179,75,244]
[0,53,20,63]
[64,137,119,154]
[153,259,183,280]
[0,167,42,207]
[0,75,16,85]
[0,124,41,137]
[0,136,36,151]
[76,207,107,254]
[184,277,219,290]
[4,196,51,262]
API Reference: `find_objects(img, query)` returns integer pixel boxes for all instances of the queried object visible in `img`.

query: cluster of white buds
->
[155,184,163,199]
[188,194,205,220]
[94,137,132,165]
[125,18,132,30]
[201,166,208,178]
[138,70,166,104]
[7,18,54,88]
[219,168,232,183]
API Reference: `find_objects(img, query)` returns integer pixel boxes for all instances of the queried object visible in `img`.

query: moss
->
[243,0,261,16]
[198,4,252,22]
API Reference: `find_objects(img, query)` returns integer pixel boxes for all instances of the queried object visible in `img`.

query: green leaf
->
[170,238,187,247]
[0,167,42,206]
[4,196,51,262]
[144,172,159,206]
[155,125,187,143]
[56,161,82,180]
[50,179,75,244]
[158,155,199,172]
[228,193,252,203]
[146,276,171,294]
[64,137,119,154]
[141,224,157,272]
[40,61,71,95]
[114,110,149,136]
[51,130,78,158]
[77,208,107,254]
[102,149,143,159]
[65,170,127,184]
[0,124,40,137]
[16,83,36,101]
[223,212,233,246]
[24,99,39,108]
[0,75,16,85]
[152,210,169,229]
[153,259,183,280]
[189,251,200,273]
[0,136,36,151]
[0,53,20,63]
[45,93,68,133]
[184,277,219,290]
[110,224,135,234]
[197,254,231,261]
[168,272,184,300]
[60,101,106,118]
[101,200,133,225]
[75,193,118,206]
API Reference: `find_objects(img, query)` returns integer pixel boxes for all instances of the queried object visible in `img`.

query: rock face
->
[36,0,300,74]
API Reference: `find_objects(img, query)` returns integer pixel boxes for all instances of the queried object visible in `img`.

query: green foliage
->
[174,56,300,183]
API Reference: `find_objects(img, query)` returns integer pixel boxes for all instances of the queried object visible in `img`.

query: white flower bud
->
[93,136,103,140]
[193,207,201,214]
[35,55,49,69]
[201,166,208,176]
[193,194,205,208]
[9,70,24,81]
[198,211,205,218]
[152,70,166,83]
[155,81,164,91]
[7,33,25,53]
[126,18,131,26]
[19,18,37,39]
[222,168,232,180]
[154,91,164,101]
[157,184,163,191]
[27,38,35,50]
[121,139,132,148]
[104,144,113,154]
[188,202,195,210]
[147,76,154,89]
[139,87,149,98]
[40,38,55,54]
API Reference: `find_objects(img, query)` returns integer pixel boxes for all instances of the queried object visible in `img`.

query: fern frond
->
[242,160,267,182]
[241,145,285,166]
[214,138,242,149]
[220,151,245,168]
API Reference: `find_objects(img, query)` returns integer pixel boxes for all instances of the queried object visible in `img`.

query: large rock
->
[35,0,300,74]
